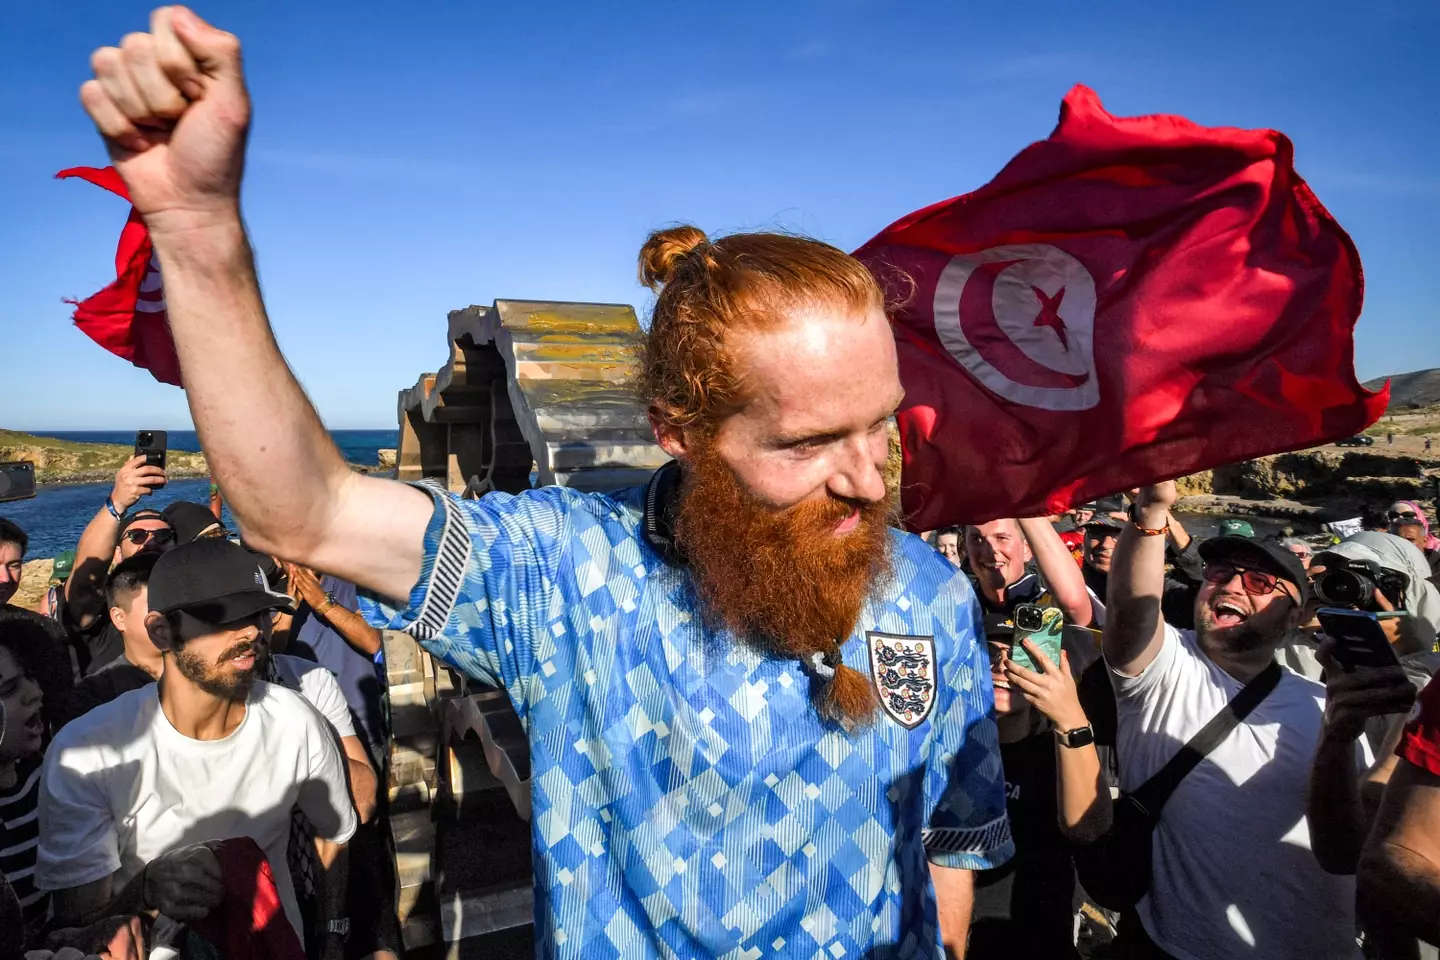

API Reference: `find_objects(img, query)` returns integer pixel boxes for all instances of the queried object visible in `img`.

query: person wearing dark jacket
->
[1081,498,1202,630]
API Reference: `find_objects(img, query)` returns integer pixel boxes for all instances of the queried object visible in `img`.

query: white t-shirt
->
[37,680,357,943]
[1111,625,1364,960]
[272,654,356,740]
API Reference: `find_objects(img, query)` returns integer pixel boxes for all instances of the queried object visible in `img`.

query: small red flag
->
[856,85,1387,530]
[57,166,182,386]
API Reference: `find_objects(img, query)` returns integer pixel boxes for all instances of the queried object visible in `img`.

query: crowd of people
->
[921,492,1440,959]
[1,456,401,960]
[3,7,1440,960]
[5,457,1440,960]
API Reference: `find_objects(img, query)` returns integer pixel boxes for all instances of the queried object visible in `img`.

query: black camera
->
[0,461,36,504]
[1312,557,1409,610]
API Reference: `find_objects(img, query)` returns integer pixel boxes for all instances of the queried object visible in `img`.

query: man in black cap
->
[1100,480,1366,960]
[1078,497,1129,595]
[37,538,357,957]
[1082,496,1201,630]
[53,553,164,732]
[63,459,177,675]
[1053,501,1098,534]
[161,500,227,543]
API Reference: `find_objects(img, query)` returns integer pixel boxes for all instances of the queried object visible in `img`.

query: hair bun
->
[638,225,708,290]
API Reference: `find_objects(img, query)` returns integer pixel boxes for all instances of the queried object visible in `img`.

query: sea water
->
[3,429,396,559]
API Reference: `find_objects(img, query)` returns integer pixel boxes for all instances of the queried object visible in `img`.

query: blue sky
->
[3,0,1435,431]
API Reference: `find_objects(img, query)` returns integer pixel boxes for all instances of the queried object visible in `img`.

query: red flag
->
[856,85,1387,530]
[57,166,182,386]
[191,837,306,960]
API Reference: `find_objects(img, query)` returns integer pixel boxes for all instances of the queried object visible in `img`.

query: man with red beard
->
[72,11,1011,958]
[1103,480,1367,960]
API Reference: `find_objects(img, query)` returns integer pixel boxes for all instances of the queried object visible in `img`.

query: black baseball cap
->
[1081,496,1128,530]
[148,538,296,624]
[162,500,226,543]
[1199,535,1312,602]
[117,509,169,538]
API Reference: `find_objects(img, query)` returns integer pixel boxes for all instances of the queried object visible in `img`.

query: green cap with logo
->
[1217,518,1256,539]
[49,549,76,584]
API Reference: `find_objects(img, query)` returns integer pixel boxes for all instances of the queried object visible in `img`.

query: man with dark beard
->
[36,539,356,956]
[69,12,1011,957]
[1103,480,1367,960]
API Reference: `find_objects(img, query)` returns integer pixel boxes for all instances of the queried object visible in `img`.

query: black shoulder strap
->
[1131,661,1283,817]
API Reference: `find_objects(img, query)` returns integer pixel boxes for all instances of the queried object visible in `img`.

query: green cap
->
[50,549,76,583]
[1218,518,1256,539]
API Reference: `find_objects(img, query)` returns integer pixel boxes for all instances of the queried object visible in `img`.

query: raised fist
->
[1133,480,1178,515]
[80,7,249,234]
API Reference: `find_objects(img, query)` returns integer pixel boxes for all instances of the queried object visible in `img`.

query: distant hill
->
[0,429,210,483]
[1365,368,1440,411]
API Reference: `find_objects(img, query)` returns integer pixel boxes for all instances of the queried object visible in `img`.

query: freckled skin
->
[655,306,904,517]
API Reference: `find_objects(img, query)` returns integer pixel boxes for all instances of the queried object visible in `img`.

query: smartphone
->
[1010,603,1064,671]
[0,461,36,504]
[1317,607,1400,670]
[135,430,168,487]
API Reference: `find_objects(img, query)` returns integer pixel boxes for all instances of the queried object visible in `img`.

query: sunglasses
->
[1202,561,1292,598]
[1389,511,1419,521]
[122,527,175,547]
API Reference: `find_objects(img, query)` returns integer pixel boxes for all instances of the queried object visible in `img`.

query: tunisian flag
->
[857,86,1387,530]
[57,166,182,386]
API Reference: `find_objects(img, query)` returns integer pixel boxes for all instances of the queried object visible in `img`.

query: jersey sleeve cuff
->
[922,816,1015,871]
[358,484,473,642]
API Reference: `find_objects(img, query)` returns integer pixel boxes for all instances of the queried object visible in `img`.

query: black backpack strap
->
[1130,661,1283,818]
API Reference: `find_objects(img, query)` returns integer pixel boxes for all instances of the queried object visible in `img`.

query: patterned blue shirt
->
[362,478,1012,958]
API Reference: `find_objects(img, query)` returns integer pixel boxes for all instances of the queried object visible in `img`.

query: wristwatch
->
[326,918,350,939]
[1055,725,1095,748]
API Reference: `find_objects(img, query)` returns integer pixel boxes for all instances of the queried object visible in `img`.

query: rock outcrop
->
[1176,445,1437,520]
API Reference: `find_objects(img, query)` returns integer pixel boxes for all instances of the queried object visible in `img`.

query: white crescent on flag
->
[932,243,1100,412]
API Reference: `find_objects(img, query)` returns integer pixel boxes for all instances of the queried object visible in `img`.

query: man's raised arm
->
[1017,516,1093,627]
[1101,481,1175,676]
[79,7,430,601]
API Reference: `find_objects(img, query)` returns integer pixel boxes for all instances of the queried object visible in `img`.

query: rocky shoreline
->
[33,465,212,486]
[1172,441,1438,529]
[32,461,392,486]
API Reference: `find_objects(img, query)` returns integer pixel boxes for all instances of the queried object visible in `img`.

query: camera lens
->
[1315,569,1375,608]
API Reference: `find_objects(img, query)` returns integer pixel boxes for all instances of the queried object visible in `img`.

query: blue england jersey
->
[362,470,1011,958]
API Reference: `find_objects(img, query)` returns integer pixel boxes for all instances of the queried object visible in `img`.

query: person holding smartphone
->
[62,458,175,675]
[1304,530,1440,953]
[967,634,1111,959]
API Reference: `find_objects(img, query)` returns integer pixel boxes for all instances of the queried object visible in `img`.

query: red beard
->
[672,444,894,725]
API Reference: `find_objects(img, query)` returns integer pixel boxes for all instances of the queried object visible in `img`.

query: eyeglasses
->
[1389,510,1418,521]
[1202,561,1291,598]
[122,527,175,547]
